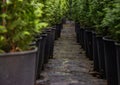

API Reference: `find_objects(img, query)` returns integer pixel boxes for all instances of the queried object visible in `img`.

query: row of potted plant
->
[0,0,68,85]
[71,0,120,85]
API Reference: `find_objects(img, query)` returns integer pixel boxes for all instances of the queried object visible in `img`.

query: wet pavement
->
[40,21,107,85]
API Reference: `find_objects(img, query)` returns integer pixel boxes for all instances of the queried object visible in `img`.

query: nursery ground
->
[39,21,107,85]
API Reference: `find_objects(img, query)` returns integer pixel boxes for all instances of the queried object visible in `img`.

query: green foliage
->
[42,0,69,26]
[0,0,69,52]
[71,0,120,41]
[0,0,47,52]
[101,1,120,41]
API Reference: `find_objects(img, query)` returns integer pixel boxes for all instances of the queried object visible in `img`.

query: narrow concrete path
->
[41,21,107,85]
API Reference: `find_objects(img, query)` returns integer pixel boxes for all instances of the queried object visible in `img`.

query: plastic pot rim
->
[0,48,37,57]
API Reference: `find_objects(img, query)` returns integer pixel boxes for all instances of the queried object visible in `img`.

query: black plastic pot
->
[115,43,120,85]
[47,29,53,59]
[84,30,89,57]
[36,34,47,79]
[35,37,42,80]
[92,32,99,72]
[62,17,66,24]
[75,22,80,43]
[77,29,81,43]
[55,24,62,40]
[41,33,47,71]
[80,28,85,49]
[96,36,106,79]
[47,29,52,59]
[60,22,63,30]
[82,28,87,50]
[0,48,37,85]
[55,25,58,40]
[103,37,118,85]
[43,29,52,64]
[75,22,80,33]
[84,30,93,60]
[49,28,55,59]
[78,28,82,44]
[29,41,39,80]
